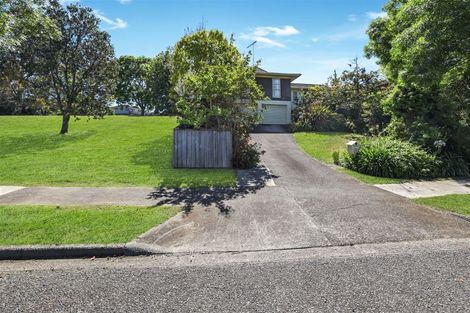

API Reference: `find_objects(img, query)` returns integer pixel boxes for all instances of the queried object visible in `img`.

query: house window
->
[272,78,281,98]
[293,91,299,102]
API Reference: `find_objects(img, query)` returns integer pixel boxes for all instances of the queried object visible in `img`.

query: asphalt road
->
[1,238,469,312]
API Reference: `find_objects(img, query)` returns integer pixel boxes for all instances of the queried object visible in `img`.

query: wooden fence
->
[173,129,232,168]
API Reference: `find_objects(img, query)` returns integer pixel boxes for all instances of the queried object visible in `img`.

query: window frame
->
[272,78,281,99]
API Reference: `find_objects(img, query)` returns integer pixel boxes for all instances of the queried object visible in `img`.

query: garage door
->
[261,104,288,124]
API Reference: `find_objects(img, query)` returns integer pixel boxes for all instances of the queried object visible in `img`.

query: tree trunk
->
[140,107,145,116]
[60,114,70,134]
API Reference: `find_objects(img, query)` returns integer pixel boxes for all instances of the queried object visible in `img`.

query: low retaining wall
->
[173,128,232,168]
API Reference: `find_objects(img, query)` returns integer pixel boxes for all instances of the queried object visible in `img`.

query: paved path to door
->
[2,133,470,253]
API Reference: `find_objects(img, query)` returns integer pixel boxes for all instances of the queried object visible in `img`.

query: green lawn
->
[294,132,404,184]
[0,116,235,187]
[414,194,470,216]
[0,205,180,245]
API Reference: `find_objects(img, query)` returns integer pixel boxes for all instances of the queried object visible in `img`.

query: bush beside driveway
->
[293,132,404,184]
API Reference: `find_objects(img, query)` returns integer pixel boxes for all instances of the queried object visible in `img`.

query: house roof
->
[291,83,319,90]
[255,67,301,81]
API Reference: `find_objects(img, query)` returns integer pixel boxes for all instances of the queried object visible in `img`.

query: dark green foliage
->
[435,154,470,178]
[291,102,346,132]
[332,151,340,165]
[115,55,153,116]
[294,59,390,134]
[0,0,59,114]
[365,0,470,163]
[150,50,174,115]
[115,50,174,116]
[341,137,438,179]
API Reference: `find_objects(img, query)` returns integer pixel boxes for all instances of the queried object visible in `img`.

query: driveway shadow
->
[147,166,277,214]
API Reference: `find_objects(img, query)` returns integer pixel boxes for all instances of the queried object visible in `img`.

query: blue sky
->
[66,0,388,83]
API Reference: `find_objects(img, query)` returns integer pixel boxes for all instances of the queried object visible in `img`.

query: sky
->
[64,0,388,83]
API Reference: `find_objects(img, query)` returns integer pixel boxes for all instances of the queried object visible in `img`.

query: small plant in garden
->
[171,29,264,168]
[332,151,340,165]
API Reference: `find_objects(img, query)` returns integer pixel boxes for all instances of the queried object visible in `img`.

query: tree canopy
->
[365,0,470,161]
[171,29,264,168]
[115,50,173,116]
[115,55,153,116]
[0,1,116,133]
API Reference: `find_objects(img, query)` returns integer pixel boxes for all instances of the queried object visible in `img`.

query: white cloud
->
[239,25,299,49]
[311,37,319,43]
[94,11,128,30]
[366,11,387,19]
[348,14,357,22]
[253,36,285,48]
[118,0,132,4]
[253,25,300,37]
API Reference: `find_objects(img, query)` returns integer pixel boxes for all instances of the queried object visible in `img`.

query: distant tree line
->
[0,0,174,133]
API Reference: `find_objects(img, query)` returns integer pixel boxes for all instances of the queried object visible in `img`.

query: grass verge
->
[0,116,235,187]
[0,205,180,245]
[413,194,470,216]
[294,132,405,184]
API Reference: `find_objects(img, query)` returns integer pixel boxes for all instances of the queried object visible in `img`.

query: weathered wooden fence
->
[173,129,232,168]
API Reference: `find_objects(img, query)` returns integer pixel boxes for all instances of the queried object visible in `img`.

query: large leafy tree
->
[115,55,153,116]
[365,0,470,161]
[1,1,116,133]
[44,2,116,134]
[171,29,264,168]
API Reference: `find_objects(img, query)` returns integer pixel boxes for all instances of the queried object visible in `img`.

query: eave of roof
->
[255,67,301,81]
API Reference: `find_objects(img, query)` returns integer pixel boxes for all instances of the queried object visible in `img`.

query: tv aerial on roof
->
[247,41,257,65]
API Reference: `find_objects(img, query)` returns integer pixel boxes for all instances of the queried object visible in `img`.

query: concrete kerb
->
[0,212,187,260]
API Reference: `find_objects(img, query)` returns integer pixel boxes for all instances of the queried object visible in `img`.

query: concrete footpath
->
[0,186,157,206]
[375,178,470,199]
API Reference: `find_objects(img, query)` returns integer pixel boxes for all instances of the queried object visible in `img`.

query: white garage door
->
[262,104,288,124]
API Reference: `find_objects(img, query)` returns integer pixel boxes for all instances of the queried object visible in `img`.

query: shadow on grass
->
[132,135,173,169]
[132,135,236,187]
[0,131,96,158]
[147,166,276,215]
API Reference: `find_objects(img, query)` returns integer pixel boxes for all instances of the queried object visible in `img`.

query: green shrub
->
[291,102,346,132]
[436,153,470,177]
[332,151,340,165]
[341,137,438,179]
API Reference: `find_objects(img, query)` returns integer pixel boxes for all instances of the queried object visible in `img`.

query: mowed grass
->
[414,194,470,216]
[0,116,235,187]
[294,132,404,184]
[0,205,180,245]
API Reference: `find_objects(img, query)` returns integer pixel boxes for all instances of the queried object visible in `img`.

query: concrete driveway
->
[136,133,470,253]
